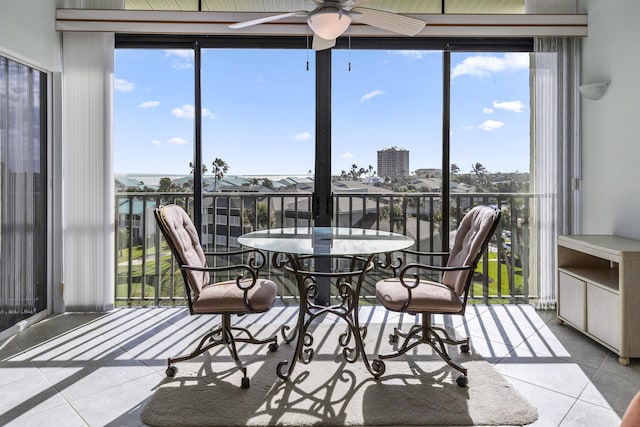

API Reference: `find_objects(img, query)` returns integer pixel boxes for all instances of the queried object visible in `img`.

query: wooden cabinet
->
[557,235,640,365]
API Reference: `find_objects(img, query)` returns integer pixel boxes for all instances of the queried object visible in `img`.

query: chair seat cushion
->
[376,278,463,313]
[192,278,277,314]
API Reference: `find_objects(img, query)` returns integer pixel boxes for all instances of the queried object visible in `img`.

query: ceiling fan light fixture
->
[307,7,352,40]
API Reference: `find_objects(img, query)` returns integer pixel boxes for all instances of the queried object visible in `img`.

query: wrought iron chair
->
[374,205,501,387]
[154,204,278,389]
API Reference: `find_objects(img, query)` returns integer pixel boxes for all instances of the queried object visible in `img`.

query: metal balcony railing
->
[115,191,533,307]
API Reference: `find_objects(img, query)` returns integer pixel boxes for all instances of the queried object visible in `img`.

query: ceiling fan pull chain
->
[348,29,352,72]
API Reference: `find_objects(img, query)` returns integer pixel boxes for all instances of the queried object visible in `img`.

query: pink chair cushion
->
[375,205,499,314]
[376,278,463,313]
[443,206,499,295]
[157,205,209,296]
[157,204,277,314]
[192,278,278,314]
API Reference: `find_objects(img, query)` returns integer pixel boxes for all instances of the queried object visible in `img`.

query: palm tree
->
[188,162,208,175]
[212,158,229,191]
[471,162,489,190]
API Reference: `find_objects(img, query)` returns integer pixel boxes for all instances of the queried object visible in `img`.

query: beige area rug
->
[141,324,537,426]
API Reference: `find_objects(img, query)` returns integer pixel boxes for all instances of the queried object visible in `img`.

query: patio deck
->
[0,304,637,426]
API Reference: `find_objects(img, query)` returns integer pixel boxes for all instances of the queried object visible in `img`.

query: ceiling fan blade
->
[312,34,336,51]
[229,12,303,29]
[351,7,426,36]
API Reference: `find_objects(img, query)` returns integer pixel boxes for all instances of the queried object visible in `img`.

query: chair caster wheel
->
[269,342,279,352]
[460,344,470,353]
[389,334,398,343]
[166,366,177,377]
[372,359,386,378]
[456,375,468,387]
[241,377,250,389]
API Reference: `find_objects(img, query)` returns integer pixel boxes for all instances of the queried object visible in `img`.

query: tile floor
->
[0,303,637,426]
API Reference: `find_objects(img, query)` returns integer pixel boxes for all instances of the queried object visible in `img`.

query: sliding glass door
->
[0,56,48,331]
[449,51,532,301]
[114,36,536,305]
[201,48,316,247]
[331,48,443,248]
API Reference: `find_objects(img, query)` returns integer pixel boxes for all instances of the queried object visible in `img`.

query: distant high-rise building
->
[377,147,410,178]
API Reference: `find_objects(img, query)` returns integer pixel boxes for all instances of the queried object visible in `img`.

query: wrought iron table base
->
[273,252,386,381]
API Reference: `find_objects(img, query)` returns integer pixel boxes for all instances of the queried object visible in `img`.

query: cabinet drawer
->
[558,272,586,329]
[587,284,620,350]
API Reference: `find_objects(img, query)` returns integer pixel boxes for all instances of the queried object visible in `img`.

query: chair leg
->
[166,313,278,389]
[376,313,469,387]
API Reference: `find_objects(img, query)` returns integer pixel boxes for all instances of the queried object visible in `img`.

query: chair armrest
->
[379,249,450,277]
[182,263,260,291]
[397,262,476,289]
[202,248,268,272]
[401,249,450,258]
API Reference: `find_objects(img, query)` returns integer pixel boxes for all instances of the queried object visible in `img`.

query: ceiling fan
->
[228,0,426,51]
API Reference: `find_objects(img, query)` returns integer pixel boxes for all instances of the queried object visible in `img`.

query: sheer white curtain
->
[60,0,122,311]
[532,37,581,309]
[61,32,114,311]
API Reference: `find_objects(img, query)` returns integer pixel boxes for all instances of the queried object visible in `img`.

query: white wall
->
[579,0,640,239]
[0,0,64,71]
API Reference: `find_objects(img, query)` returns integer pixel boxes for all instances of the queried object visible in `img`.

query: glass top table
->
[238,226,414,256]
[238,226,415,382]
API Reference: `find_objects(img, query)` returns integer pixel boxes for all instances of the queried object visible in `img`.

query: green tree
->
[245,201,274,229]
[261,177,274,190]
[471,162,491,190]
[158,177,173,192]
[189,162,208,175]
[118,227,129,257]
[212,158,229,191]
[350,164,359,180]
[380,203,406,232]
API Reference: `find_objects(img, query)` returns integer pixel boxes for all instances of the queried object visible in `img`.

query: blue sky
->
[114,48,530,176]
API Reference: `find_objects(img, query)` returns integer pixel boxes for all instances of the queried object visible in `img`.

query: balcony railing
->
[115,191,534,307]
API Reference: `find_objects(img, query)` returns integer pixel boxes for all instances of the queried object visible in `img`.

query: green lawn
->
[116,246,524,304]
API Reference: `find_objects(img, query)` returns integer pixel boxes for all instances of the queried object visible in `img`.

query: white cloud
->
[172,105,194,119]
[293,132,311,141]
[479,120,505,131]
[483,107,494,114]
[391,50,424,60]
[172,62,194,71]
[168,137,188,145]
[164,50,194,60]
[139,101,160,109]
[451,52,529,79]
[151,139,162,146]
[114,78,134,93]
[493,100,525,113]
[340,152,354,159]
[360,90,385,102]
[202,108,216,119]
[171,104,216,120]
[164,49,194,70]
